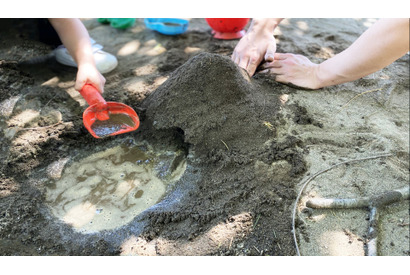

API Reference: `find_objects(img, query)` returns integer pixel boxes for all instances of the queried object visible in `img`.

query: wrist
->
[250,18,281,36]
[315,64,325,88]
[77,61,98,73]
[316,60,351,88]
[313,63,329,89]
[76,52,96,68]
[71,41,95,66]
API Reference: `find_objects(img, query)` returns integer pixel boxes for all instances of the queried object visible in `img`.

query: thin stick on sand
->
[305,186,409,256]
[337,88,382,114]
[291,153,400,256]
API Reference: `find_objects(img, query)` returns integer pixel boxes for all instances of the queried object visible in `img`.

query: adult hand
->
[232,31,277,76]
[75,63,106,94]
[231,18,282,76]
[259,53,321,90]
[260,19,409,90]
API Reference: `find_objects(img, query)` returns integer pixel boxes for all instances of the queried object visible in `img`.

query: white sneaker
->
[54,39,118,74]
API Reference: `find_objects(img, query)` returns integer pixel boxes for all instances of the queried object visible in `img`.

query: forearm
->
[48,18,95,67]
[317,18,409,87]
[248,18,283,35]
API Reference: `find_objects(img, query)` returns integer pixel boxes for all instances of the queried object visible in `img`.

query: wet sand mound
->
[145,53,285,155]
[138,52,307,255]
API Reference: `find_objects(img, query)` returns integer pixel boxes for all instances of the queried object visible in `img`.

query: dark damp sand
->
[0,18,408,257]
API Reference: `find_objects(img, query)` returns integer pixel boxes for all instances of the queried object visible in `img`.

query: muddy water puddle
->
[91,113,137,138]
[45,143,186,233]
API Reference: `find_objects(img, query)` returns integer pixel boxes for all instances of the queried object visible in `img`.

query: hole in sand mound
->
[45,143,186,233]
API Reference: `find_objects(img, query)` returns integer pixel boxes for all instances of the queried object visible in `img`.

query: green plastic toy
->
[98,18,136,30]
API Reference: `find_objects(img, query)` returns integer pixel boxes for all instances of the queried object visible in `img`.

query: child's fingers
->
[74,78,87,91]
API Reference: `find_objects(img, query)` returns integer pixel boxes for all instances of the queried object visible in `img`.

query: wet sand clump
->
[144,52,285,155]
[140,52,307,255]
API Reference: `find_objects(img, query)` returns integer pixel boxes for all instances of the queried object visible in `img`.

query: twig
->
[39,94,58,113]
[228,237,233,250]
[367,206,379,256]
[306,186,409,209]
[221,140,229,150]
[337,88,382,114]
[291,153,393,256]
[305,186,409,256]
[253,214,261,227]
[17,121,64,131]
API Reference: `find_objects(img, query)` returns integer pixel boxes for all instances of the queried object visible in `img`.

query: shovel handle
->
[79,84,110,121]
[79,84,107,107]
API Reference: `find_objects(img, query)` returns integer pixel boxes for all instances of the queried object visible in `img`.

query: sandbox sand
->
[0,18,408,256]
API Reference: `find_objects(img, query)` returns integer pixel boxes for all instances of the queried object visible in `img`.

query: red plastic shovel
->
[79,84,140,138]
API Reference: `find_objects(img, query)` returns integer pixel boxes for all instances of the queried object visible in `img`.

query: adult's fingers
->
[258,68,290,85]
[273,52,289,60]
[273,74,288,84]
[259,60,282,70]
[246,57,260,76]
[264,43,277,62]
[259,67,283,76]
[236,56,256,76]
[231,52,237,62]
[236,55,249,71]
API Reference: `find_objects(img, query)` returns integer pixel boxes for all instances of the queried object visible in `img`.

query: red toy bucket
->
[205,18,250,39]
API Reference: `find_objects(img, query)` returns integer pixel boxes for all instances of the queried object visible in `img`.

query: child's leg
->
[37,19,62,48]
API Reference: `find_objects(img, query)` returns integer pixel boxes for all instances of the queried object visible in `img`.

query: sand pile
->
[144,53,282,154]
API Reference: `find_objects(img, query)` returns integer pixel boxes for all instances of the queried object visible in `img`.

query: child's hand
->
[75,63,106,94]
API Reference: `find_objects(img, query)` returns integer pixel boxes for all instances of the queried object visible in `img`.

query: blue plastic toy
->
[144,18,189,35]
